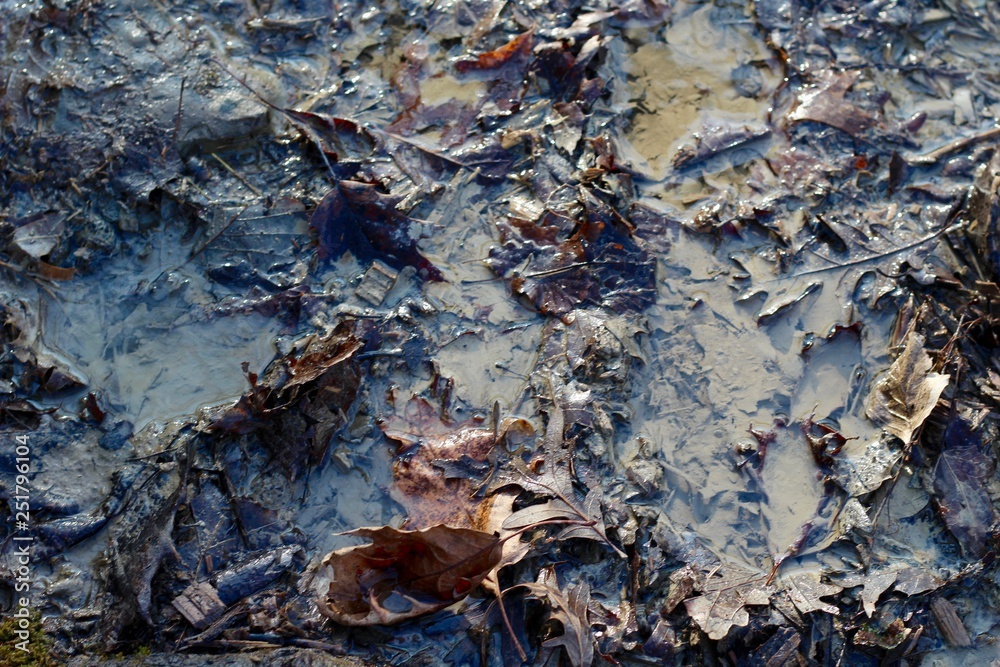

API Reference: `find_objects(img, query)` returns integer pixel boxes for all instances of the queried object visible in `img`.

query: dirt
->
[3,0,1000,665]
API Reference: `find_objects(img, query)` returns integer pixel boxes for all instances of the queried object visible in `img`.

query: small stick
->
[910,126,1000,165]
[211,153,263,197]
[172,77,186,151]
[788,222,963,280]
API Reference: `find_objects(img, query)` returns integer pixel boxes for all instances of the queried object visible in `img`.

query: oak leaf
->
[314,525,502,626]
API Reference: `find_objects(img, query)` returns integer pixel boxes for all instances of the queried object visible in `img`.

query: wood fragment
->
[910,127,1000,165]
[172,581,226,630]
[355,260,399,306]
[930,597,972,647]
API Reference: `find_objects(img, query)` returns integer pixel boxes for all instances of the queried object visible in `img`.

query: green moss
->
[0,612,59,666]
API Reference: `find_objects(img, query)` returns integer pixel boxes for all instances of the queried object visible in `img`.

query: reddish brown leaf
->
[382,397,533,528]
[314,525,502,626]
[310,180,444,281]
[934,446,997,557]
[456,31,534,112]
[457,31,533,72]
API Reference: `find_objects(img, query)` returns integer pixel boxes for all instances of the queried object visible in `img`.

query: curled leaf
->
[314,525,502,626]
[865,330,949,444]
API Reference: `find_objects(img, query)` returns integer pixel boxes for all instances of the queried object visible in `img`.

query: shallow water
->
[41,224,283,430]
[2,0,995,662]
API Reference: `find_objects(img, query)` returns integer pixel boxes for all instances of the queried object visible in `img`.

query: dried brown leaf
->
[315,525,502,626]
[684,566,774,640]
[522,572,595,667]
[865,330,949,444]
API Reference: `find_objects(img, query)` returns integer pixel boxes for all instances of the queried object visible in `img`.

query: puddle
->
[41,224,282,430]
[624,211,894,568]
[626,0,779,179]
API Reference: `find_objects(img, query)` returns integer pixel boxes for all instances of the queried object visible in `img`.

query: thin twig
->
[211,153,263,197]
[172,77,186,150]
[910,126,1000,165]
[787,223,962,280]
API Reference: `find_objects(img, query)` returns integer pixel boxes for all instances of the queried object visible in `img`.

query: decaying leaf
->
[277,110,375,164]
[785,573,842,616]
[933,446,997,557]
[684,566,774,640]
[788,70,877,136]
[672,122,770,169]
[207,320,365,476]
[12,212,64,259]
[455,30,534,113]
[486,189,656,319]
[841,569,897,618]
[310,180,444,281]
[865,330,949,444]
[521,570,595,667]
[833,436,902,497]
[893,567,943,596]
[382,398,534,529]
[314,525,502,626]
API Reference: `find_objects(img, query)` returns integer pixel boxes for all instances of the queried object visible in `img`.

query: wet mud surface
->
[3,0,1000,665]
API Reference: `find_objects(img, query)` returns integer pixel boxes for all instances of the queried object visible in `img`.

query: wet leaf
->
[522,571,595,667]
[12,212,64,259]
[684,566,774,640]
[785,573,841,615]
[486,189,656,319]
[893,567,943,596]
[455,31,533,113]
[860,570,897,617]
[207,320,365,476]
[672,122,770,169]
[788,70,877,136]
[310,180,444,281]
[833,436,902,497]
[278,110,375,164]
[865,330,949,444]
[390,426,495,529]
[383,398,534,529]
[933,445,997,557]
[314,525,502,626]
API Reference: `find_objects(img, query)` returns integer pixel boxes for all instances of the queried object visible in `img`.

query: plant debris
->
[312,525,502,626]
[866,329,950,444]
[7,0,1000,664]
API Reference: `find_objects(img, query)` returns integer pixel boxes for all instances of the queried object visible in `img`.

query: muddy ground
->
[2,0,1000,665]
